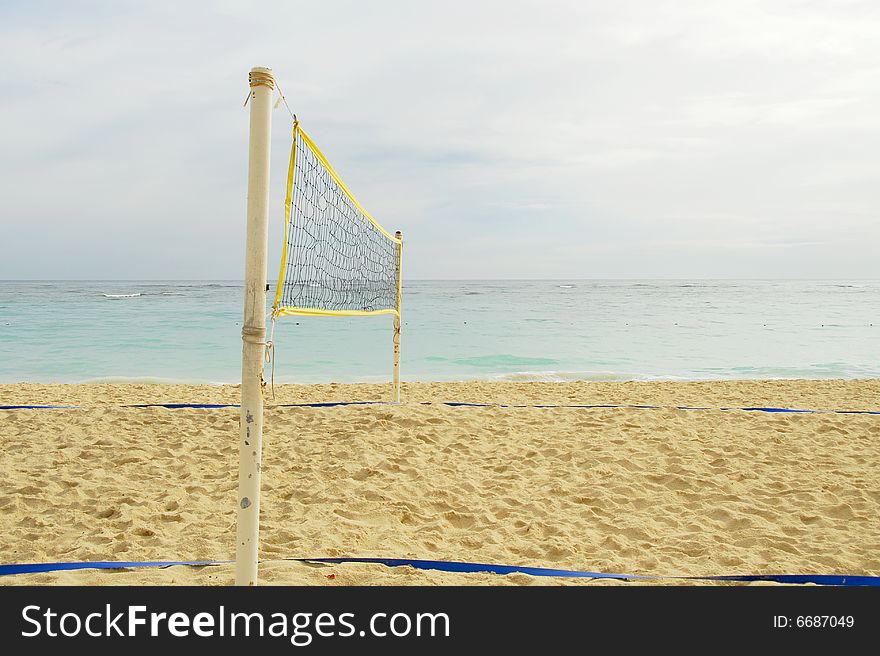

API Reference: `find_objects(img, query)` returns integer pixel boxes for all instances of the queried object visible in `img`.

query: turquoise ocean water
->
[0,280,878,384]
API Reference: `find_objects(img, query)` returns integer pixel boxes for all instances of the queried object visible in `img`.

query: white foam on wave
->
[102,293,142,298]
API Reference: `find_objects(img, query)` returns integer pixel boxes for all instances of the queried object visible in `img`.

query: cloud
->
[0,0,878,279]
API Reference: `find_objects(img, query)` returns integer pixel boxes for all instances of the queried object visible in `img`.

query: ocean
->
[0,280,878,384]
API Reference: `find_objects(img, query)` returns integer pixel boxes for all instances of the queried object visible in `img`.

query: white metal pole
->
[393,230,402,403]
[235,66,274,586]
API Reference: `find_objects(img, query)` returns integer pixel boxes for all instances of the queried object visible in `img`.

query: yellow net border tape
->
[274,307,399,318]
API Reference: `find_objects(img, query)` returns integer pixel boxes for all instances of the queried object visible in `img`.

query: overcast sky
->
[1,0,878,279]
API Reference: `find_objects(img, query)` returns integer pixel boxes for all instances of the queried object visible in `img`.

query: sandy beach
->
[1,379,878,585]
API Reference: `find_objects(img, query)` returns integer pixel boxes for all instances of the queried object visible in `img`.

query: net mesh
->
[274,124,400,317]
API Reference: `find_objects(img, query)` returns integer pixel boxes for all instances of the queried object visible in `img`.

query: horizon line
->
[3,277,880,282]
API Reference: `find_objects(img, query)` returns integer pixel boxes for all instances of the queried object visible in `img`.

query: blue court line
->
[733,407,814,413]
[278,401,391,408]
[2,402,878,414]
[1,557,878,586]
[438,402,880,414]
[299,558,880,586]
[0,560,224,576]
[127,403,237,409]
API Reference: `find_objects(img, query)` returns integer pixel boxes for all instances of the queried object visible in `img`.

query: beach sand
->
[1,380,878,585]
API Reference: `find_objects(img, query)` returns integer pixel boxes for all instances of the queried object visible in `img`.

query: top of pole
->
[249,66,275,90]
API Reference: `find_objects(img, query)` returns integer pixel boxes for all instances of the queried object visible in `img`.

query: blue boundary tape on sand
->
[301,558,880,586]
[0,560,224,576]
[127,403,238,409]
[1,557,878,586]
[2,402,879,414]
[437,402,880,415]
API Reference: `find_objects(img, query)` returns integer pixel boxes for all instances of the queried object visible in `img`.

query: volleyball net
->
[272,121,402,319]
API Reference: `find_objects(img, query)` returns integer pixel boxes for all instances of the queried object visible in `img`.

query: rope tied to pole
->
[265,318,277,400]
[244,67,275,107]
[248,68,275,90]
[274,79,297,125]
